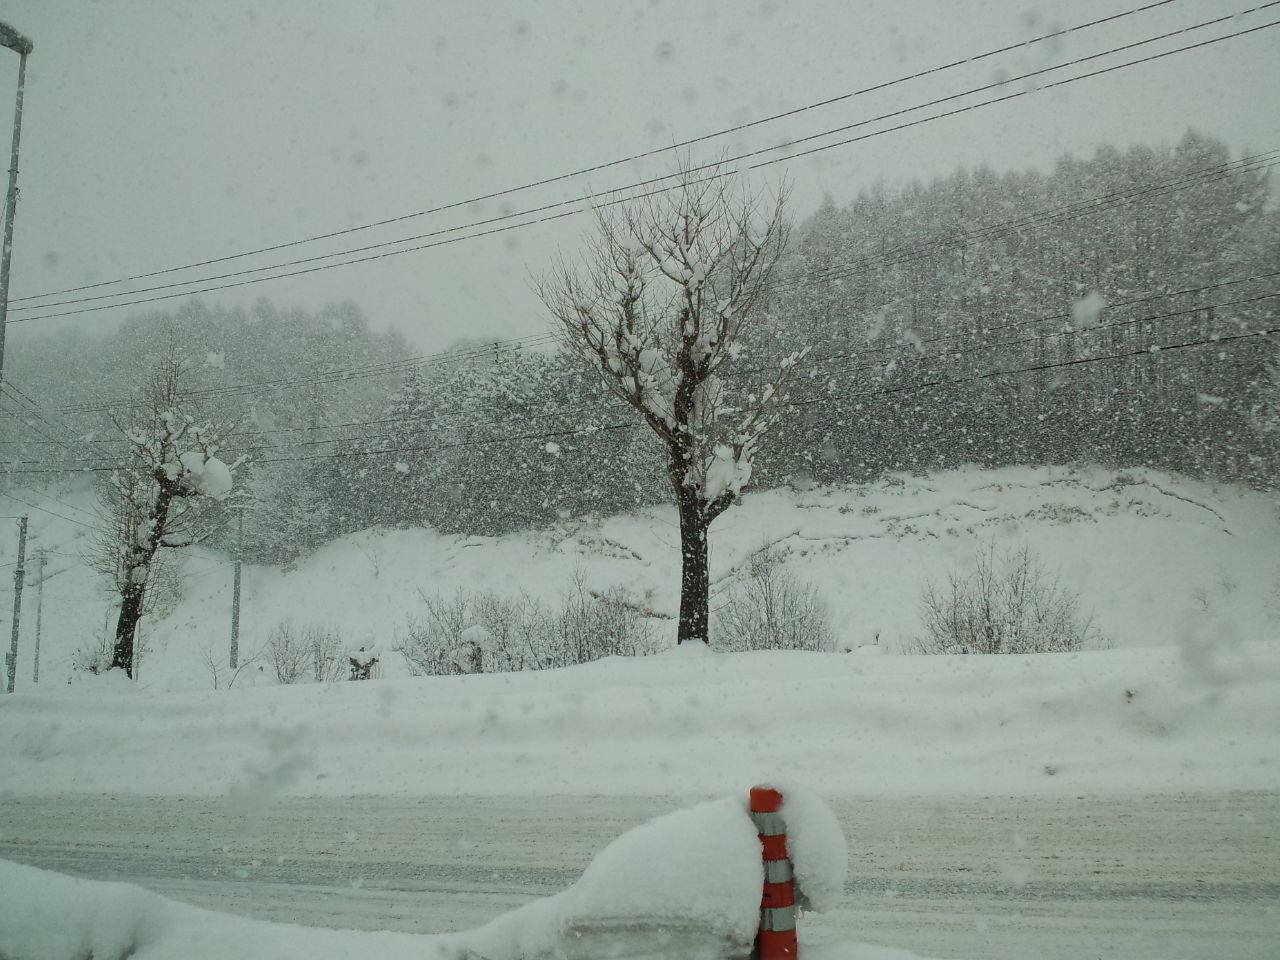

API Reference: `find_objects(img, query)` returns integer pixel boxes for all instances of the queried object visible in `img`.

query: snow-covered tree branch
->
[539,167,800,644]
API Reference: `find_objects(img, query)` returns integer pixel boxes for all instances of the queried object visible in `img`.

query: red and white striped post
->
[750,785,798,959]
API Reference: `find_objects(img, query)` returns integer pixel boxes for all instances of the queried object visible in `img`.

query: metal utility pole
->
[0,21,32,385]
[229,510,243,669]
[31,547,44,682]
[5,514,27,693]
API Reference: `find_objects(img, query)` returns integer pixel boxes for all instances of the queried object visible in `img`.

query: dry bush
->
[916,543,1108,655]
[305,625,346,682]
[714,547,833,652]
[394,592,482,677]
[395,578,654,677]
[550,573,654,665]
[268,621,347,683]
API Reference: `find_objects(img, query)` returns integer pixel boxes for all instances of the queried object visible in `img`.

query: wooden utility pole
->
[5,514,27,693]
[229,510,243,669]
[31,548,45,683]
[0,22,32,385]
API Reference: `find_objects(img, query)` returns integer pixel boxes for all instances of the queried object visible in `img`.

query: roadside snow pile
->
[760,780,849,912]
[462,796,764,960]
[0,790,872,960]
[0,859,432,960]
[4,641,1277,799]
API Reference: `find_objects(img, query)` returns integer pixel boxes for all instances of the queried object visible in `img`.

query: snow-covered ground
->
[2,638,1278,799]
[1,464,1278,958]
[4,463,1277,689]
[1,787,855,960]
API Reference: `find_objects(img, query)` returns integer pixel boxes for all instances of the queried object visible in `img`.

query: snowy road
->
[2,792,1277,959]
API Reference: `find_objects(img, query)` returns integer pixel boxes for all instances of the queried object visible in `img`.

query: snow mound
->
[463,796,765,959]
[0,790,856,960]
[757,780,848,913]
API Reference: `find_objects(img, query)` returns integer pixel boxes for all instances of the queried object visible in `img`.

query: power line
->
[225,279,1280,457]
[8,307,1271,476]
[1,398,85,453]
[1,381,89,454]
[209,324,1280,467]
[0,491,99,529]
[10,5,1278,326]
[10,486,102,523]
[51,331,560,416]
[769,154,1280,295]
[24,149,1273,424]
[745,11,1280,176]
[8,269,1276,469]
[795,323,1278,411]
[9,0,1183,310]
[0,483,102,522]
[10,268,1273,470]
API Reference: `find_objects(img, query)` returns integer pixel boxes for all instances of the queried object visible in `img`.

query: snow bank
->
[0,858,440,960]
[761,780,848,913]
[0,791,863,960]
[4,642,1277,800]
[462,796,767,960]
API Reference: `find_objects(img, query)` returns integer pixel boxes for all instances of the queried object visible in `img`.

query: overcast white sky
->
[1,0,1277,356]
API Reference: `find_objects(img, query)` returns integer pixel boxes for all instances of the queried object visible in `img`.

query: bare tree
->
[540,168,802,644]
[92,351,239,677]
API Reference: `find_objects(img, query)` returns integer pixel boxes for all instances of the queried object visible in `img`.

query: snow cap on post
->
[750,784,797,959]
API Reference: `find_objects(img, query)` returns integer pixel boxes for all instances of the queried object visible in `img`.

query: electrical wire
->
[7,309,1271,477]
[0,491,100,529]
[8,270,1275,468]
[9,0,1184,309]
[10,5,1278,326]
[50,331,562,416]
[24,150,1273,424]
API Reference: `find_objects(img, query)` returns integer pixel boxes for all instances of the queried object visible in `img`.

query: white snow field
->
[1,464,1278,958]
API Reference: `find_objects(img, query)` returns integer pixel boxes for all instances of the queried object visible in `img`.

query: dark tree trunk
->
[110,481,179,678]
[111,581,146,677]
[675,483,710,644]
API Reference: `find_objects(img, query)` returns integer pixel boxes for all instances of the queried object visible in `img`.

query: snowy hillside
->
[2,463,1276,691]
[2,462,1277,800]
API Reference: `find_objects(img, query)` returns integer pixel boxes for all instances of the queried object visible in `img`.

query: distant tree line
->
[753,130,1278,488]
[5,132,1277,574]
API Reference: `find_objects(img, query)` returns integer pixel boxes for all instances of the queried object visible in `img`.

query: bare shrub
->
[304,625,346,682]
[916,543,1108,655]
[550,573,654,665]
[472,591,551,672]
[394,578,654,677]
[714,546,833,652]
[267,621,347,684]
[267,622,308,684]
[199,641,262,689]
[395,592,475,677]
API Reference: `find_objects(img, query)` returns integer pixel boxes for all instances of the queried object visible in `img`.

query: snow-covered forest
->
[6,135,1277,565]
